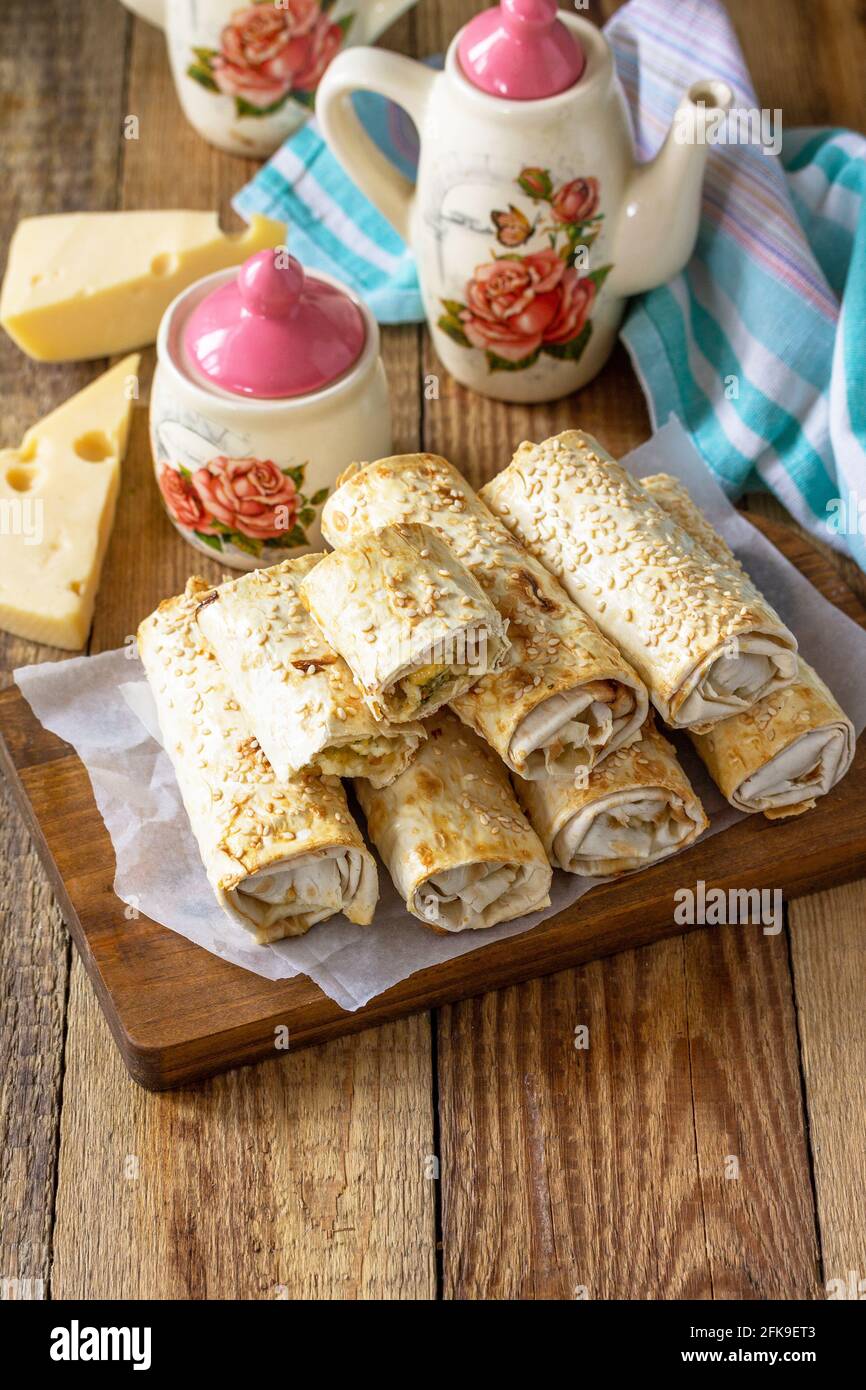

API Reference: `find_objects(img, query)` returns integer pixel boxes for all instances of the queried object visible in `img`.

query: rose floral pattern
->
[438,166,613,373]
[158,454,329,558]
[188,0,352,116]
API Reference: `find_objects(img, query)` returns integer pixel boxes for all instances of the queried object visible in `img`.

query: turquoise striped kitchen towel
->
[608,0,866,570]
[234,0,866,568]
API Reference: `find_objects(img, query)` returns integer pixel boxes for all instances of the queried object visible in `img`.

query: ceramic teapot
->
[317,0,732,403]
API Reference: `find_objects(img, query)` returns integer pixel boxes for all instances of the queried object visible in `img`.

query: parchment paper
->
[15,419,866,1011]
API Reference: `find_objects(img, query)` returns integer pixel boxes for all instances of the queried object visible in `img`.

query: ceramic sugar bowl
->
[151,247,392,569]
[318,0,733,403]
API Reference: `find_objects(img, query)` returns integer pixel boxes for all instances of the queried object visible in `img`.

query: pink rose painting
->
[439,165,611,373]
[158,463,209,533]
[551,177,600,225]
[188,0,352,116]
[158,456,329,558]
[192,456,299,540]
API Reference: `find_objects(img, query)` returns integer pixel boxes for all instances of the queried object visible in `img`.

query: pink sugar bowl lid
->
[183,247,367,399]
[458,0,585,101]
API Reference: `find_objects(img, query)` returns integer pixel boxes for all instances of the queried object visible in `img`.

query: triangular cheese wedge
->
[0,211,285,361]
[0,354,140,649]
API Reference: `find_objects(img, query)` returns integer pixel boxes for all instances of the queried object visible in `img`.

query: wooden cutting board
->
[2,515,864,1090]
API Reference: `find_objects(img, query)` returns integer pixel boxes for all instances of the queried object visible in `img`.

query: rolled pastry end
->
[139,577,379,945]
[356,710,552,933]
[322,450,650,778]
[638,470,800,726]
[481,432,798,733]
[672,637,800,730]
[195,556,426,787]
[313,727,426,787]
[515,719,708,877]
[691,660,856,820]
[410,859,552,934]
[300,522,510,724]
[503,676,649,781]
[222,842,379,943]
[638,474,856,818]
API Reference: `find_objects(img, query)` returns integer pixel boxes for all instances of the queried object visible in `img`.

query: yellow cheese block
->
[0,211,286,361]
[0,355,139,649]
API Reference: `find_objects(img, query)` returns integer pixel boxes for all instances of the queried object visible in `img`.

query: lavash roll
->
[641,472,856,819]
[355,710,552,933]
[639,473,743,571]
[300,522,509,723]
[196,555,424,787]
[321,453,648,780]
[514,718,707,876]
[480,431,798,731]
[138,577,378,944]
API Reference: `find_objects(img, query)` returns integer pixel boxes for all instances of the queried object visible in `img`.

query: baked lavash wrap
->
[515,718,708,876]
[300,522,509,723]
[321,453,648,780]
[196,556,424,786]
[138,577,378,943]
[480,431,798,732]
[356,710,552,932]
[642,472,856,819]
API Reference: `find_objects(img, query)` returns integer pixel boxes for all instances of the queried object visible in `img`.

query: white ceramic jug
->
[117,0,417,156]
[317,0,732,402]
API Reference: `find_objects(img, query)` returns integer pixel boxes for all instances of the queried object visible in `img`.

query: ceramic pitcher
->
[318,0,732,402]
[118,0,417,156]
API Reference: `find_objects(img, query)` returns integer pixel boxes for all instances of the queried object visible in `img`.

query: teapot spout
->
[608,79,733,297]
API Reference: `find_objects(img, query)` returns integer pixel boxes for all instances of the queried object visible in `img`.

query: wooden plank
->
[437,940,712,1299]
[724,0,866,132]
[0,0,131,1297]
[51,954,436,1299]
[43,2,437,1298]
[683,923,820,1299]
[2,515,864,1091]
[0,0,128,441]
[438,925,820,1299]
[0,774,68,1302]
[789,884,866,1296]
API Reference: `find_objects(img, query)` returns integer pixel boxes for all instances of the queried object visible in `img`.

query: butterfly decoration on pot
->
[438,165,613,373]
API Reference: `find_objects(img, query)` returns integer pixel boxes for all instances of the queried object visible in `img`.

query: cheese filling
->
[388,663,467,717]
[316,734,410,777]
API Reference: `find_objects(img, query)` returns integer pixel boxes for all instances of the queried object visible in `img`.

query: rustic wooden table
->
[2,0,864,1300]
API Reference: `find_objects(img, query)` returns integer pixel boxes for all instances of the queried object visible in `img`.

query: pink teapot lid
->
[183,248,366,399]
[457,0,585,100]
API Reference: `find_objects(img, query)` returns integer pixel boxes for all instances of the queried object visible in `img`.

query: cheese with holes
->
[0,212,286,361]
[0,355,139,649]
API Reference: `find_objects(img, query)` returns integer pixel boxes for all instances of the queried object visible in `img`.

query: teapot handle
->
[316,49,437,243]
